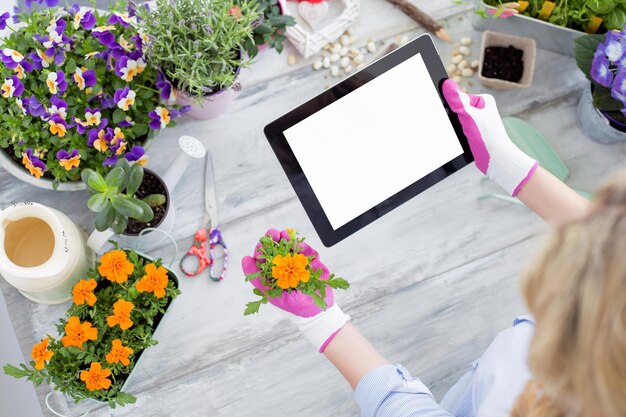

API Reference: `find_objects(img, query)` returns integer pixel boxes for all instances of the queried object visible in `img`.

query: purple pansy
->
[92,27,118,49]
[156,71,174,101]
[124,146,148,165]
[114,86,136,111]
[72,7,96,30]
[23,95,46,118]
[0,12,10,30]
[591,53,614,88]
[99,94,115,109]
[49,95,68,118]
[56,148,80,170]
[118,116,134,127]
[103,155,118,166]
[1,75,24,98]
[611,69,626,103]
[72,67,96,90]
[21,148,46,178]
[12,7,20,24]
[24,0,59,7]
[46,70,68,94]
[1,48,24,69]
[108,12,134,27]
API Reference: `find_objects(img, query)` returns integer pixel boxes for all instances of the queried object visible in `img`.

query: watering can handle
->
[160,135,206,191]
[135,227,179,268]
[45,391,94,417]
[86,229,115,254]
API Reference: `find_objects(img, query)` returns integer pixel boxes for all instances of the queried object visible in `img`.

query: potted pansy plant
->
[3,245,180,409]
[0,1,186,190]
[574,26,626,143]
[137,0,261,120]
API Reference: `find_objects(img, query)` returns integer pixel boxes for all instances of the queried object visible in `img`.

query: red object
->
[228,6,242,18]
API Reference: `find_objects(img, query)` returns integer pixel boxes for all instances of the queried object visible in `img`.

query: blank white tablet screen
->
[283,53,463,230]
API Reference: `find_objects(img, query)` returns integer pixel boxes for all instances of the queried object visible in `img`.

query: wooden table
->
[2,2,625,416]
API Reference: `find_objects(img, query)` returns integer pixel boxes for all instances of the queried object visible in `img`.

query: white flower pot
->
[577,85,626,144]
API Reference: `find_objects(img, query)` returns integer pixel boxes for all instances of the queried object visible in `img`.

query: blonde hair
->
[510,169,626,417]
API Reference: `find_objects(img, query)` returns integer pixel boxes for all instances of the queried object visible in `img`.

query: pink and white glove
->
[442,79,539,196]
[241,229,350,352]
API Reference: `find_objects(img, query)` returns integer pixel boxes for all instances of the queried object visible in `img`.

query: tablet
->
[264,34,473,247]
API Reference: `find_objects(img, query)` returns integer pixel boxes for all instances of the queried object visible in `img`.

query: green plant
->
[244,230,349,315]
[4,245,180,408]
[82,158,165,234]
[242,0,296,57]
[0,1,184,186]
[483,0,626,31]
[137,0,261,100]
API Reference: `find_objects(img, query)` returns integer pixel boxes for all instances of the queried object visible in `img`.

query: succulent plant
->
[81,159,165,234]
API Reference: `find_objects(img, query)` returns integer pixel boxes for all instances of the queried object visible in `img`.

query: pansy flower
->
[42,19,67,50]
[24,0,59,7]
[125,145,148,165]
[118,116,134,127]
[30,49,54,69]
[118,34,134,52]
[591,53,614,88]
[11,6,20,24]
[48,114,68,137]
[103,155,118,166]
[108,12,135,27]
[48,96,68,118]
[15,98,26,115]
[46,70,67,95]
[156,71,175,102]
[84,107,102,126]
[0,12,11,31]
[72,7,96,30]
[114,86,136,111]
[92,25,117,48]
[21,148,46,179]
[114,56,146,82]
[2,48,24,69]
[84,51,100,60]
[148,106,171,130]
[23,95,46,117]
[87,128,112,152]
[1,75,23,98]
[611,70,626,104]
[73,67,96,90]
[13,60,34,79]
[57,148,81,170]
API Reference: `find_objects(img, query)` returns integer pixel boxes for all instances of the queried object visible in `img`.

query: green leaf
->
[131,123,149,137]
[311,293,327,310]
[3,364,32,379]
[592,85,624,111]
[65,58,77,74]
[605,7,626,30]
[142,193,166,207]
[95,203,115,231]
[126,163,144,196]
[113,392,137,407]
[87,170,107,192]
[87,193,108,213]
[255,22,273,35]
[81,168,96,185]
[111,212,129,234]
[112,109,126,124]
[106,167,126,188]
[111,195,143,218]
[574,35,604,77]
[133,198,155,222]
[244,300,263,315]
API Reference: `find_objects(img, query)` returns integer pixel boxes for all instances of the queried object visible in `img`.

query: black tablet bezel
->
[264,34,474,247]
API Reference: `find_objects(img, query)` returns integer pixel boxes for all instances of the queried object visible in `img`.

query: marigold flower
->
[106,299,134,330]
[72,278,97,306]
[98,250,134,283]
[105,339,133,366]
[61,316,98,349]
[136,263,169,298]
[272,253,310,289]
[80,362,111,391]
[31,338,54,370]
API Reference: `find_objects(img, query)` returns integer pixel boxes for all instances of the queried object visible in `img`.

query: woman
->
[242,80,626,417]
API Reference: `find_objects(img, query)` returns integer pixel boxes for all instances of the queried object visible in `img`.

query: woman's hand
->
[242,228,350,352]
[442,79,538,196]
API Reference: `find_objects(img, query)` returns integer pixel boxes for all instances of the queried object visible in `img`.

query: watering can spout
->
[160,135,207,191]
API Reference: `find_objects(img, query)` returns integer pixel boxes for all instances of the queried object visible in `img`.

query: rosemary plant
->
[137,0,261,99]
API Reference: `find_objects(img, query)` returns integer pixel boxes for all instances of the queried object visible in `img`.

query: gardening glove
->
[241,228,350,352]
[442,79,538,196]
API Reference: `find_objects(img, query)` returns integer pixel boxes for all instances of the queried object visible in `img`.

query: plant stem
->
[135,84,159,94]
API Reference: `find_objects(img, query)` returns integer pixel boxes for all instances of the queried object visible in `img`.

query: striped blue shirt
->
[355,317,534,417]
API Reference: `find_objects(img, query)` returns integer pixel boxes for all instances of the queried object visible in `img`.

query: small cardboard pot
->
[478,30,536,90]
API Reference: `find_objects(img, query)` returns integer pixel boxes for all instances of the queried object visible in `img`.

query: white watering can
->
[0,136,206,304]
[0,202,95,304]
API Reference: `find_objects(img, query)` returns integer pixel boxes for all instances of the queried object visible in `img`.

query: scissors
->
[179,152,228,281]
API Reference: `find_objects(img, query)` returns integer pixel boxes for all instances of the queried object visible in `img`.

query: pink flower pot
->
[175,85,238,120]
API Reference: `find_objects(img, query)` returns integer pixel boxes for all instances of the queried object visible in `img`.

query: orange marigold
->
[105,339,133,366]
[135,263,169,298]
[61,316,98,349]
[272,253,310,289]
[31,338,54,370]
[80,362,111,391]
[106,299,134,330]
[72,279,97,306]
[98,250,134,283]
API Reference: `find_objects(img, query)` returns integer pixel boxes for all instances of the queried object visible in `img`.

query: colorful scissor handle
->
[208,227,228,282]
[179,228,228,281]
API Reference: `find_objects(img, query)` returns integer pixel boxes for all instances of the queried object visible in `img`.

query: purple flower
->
[148,106,172,130]
[72,8,96,30]
[118,116,134,127]
[56,149,81,170]
[103,155,118,166]
[46,70,67,94]
[24,0,59,7]
[72,67,96,90]
[12,7,20,24]
[156,71,174,101]
[602,31,626,63]
[1,48,24,69]
[88,128,113,152]
[591,53,614,88]
[23,95,46,118]
[114,86,136,111]
[108,12,134,27]
[0,12,10,30]
[49,95,68,118]
[124,145,148,165]
[611,69,626,103]
[21,148,46,178]
[1,75,24,98]
[99,94,115,109]
[92,27,117,48]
